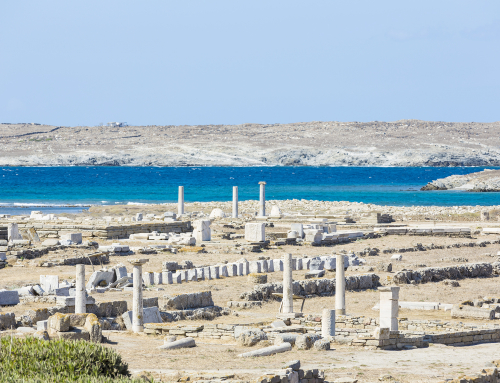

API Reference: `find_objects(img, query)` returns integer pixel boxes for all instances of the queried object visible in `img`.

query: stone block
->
[37,320,48,331]
[61,233,82,244]
[249,261,262,274]
[245,223,266,242]
[162,271,173,284]
[0,289,20,305]
[273,259,284,272]
[0,313,16,330]
[143,272,154,285]
[40,275,59,292]
[228,263,238,277]
[48,313,70,332]
[209,266,220,279]
[290,223,304,238]
[220,265,229,277]
[267,259,274,272]
[187,269,198,282]
[114,266,128,280]
[86,271,114,289]
[154,272,163,285]
[309,258,324,271]
[121,307,162,330]
[193,220,211,241]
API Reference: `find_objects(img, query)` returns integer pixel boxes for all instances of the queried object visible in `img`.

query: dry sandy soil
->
[3,223,500,382]
[1,120,500,166]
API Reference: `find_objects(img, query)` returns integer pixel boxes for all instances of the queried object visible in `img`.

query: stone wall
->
[393,262,494,284]
[376,227,472,237]
[12,221,192,240]
[240,274,380,301]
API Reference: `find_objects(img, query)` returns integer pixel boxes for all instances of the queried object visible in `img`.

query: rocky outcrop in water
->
[421,170,500,191]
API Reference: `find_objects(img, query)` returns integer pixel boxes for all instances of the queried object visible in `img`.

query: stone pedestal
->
[245,223,265,242]
[379,286,399,331]
[130,259,149,333]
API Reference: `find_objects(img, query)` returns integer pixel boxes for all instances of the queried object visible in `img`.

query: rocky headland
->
[421,169,500,191]
[1,120,500,167]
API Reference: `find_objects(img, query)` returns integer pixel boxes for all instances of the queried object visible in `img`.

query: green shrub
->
[0,336,136,382]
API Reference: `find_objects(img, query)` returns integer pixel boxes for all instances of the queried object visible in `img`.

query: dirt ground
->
[2,222,500,382]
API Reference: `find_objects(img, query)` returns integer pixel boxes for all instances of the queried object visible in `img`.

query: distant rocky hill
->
[1,120,499,167]
[421,169,500,191]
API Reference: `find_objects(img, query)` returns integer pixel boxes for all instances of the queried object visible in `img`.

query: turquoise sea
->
[0,167,499,214]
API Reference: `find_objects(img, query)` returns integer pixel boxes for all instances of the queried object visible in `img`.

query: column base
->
[132,325,144,333]
[336,309,346,315]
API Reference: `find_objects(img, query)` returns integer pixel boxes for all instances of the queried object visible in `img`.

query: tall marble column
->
[75,264,86,314]
[178,186,184,216]
[283,253,293,314]
[130,259,149,333]
[258,182,266,217]
[336,254,346,315]
[232,186,238,218]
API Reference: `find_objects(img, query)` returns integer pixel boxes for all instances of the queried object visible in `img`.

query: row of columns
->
[177,182,267,218]
[76,253,397,335]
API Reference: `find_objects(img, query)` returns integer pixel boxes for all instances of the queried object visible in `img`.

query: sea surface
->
[0,167,499,214]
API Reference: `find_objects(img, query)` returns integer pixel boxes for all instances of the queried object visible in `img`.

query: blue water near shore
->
[0,167,499,213]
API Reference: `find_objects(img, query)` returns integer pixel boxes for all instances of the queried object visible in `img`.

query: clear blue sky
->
[1,1,499,126]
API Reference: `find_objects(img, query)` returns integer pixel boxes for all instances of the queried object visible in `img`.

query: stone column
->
[130,259,149,333]
[232,186,238,218]
[258,181,266,217]
[75,264,86,314]
[335,254,346,315]
[380,286,399,331]
[322,309,335,337]
[178,186,184,216]
[283,253,293,314]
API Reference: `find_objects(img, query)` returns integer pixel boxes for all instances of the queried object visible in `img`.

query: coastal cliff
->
[1,120,500,167]
[421,169,500,191]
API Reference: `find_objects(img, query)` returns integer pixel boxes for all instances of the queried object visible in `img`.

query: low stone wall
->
[240,274,380,301]
[13,221,192,240]
[393,262,494,284]
[160,306,229,322]
[144,323,237,341]
[376,227,472,237]
[381,239,499,254]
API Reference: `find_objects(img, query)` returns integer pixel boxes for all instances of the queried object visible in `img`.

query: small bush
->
[0,336,136,382]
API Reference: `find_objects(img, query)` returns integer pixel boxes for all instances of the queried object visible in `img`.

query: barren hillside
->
[1,120,500,166]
